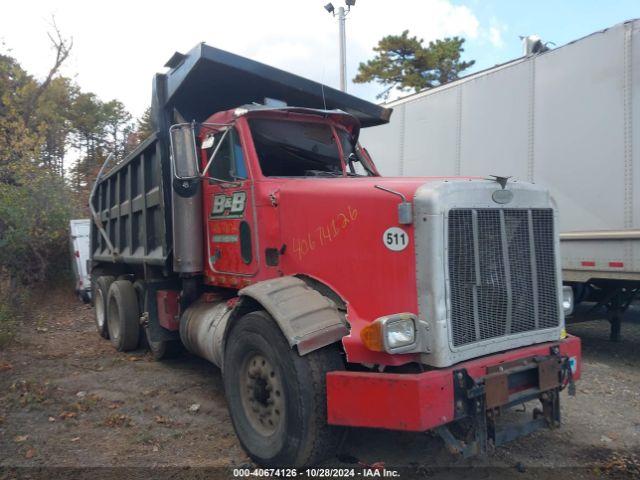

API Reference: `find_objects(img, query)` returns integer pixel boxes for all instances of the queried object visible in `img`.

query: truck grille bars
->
[447,209,559,348]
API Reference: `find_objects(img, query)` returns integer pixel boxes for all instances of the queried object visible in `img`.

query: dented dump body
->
[89,43,581,467]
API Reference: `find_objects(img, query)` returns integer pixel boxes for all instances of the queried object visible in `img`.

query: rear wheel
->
[107,280,140,351]
[146,327,182,360]
[223,310,344,467]
[93,276,115,339]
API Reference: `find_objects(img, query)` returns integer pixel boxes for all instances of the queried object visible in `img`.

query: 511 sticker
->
[383,227,409,251]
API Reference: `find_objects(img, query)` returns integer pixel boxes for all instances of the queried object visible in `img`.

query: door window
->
[205,129,247,181]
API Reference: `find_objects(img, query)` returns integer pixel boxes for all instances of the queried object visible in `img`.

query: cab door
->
[202,127,257,278]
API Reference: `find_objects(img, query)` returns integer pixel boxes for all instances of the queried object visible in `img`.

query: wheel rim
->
[239,353,284,436]
[107,296,120,341]
[95,288,105,329]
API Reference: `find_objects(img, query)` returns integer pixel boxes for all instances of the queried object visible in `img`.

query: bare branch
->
[23,16,73,127]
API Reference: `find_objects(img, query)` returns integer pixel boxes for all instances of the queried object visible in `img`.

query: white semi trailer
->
[361,19,640,340]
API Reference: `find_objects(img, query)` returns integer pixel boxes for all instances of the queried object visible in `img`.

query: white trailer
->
[69,219,91,302]
[361,19,640,340]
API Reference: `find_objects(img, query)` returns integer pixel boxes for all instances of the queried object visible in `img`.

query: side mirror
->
[169,123,199,180]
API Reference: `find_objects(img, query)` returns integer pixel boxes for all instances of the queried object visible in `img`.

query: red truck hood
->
[265,175,463,364]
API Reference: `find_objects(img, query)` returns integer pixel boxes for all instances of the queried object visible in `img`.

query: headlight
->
[562,285,574,316]
[385,318,416,349]
[360,313,417,353]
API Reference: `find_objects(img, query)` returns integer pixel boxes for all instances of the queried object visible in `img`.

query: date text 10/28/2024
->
[233,468,400,477]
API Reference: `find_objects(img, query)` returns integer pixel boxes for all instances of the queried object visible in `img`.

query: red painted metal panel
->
[326,369,453,431]
[326,336,581,431]
[157,290,181,331]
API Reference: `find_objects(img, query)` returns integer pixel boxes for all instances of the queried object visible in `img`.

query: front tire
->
[223,311,344,467]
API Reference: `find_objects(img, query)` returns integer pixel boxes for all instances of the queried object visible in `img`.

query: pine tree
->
[354,31,475,99]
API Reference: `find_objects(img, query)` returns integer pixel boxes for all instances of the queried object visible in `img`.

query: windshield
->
[249,118,374,177]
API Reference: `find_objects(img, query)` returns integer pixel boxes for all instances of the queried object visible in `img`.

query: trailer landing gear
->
[567,281,639,342]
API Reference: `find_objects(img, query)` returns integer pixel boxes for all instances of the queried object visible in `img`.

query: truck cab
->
[90,43,581,468]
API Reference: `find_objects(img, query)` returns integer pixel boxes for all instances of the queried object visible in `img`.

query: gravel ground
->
[0,287,638,479]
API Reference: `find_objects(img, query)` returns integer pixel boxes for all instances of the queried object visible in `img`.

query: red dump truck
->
[89,43,581,467]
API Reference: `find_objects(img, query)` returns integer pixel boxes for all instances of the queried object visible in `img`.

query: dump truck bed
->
[90,134,170,266]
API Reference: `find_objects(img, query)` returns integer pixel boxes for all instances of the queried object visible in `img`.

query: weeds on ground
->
[0,300,17,346]
[102,413,133,428]
[0,288,28,347]
[6,379,54,410]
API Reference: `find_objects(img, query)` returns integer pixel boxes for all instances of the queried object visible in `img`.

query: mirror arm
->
[201,127,231,177]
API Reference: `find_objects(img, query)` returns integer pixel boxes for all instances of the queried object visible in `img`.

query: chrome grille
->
[447,208,559,348]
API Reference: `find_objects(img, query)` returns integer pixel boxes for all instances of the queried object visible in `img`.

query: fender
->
[238,276,349,355]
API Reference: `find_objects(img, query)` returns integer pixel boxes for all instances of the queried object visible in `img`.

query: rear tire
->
[146,329,183,360]
[107,280,140,352]
[94,276,115,339]
[223,310,344,467]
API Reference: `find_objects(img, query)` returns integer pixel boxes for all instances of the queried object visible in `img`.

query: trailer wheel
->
[94,276,115,339]
[223,310,344,467]
[107,280,140,352]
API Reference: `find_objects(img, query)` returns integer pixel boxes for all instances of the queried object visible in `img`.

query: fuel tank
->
[179,299,232,367]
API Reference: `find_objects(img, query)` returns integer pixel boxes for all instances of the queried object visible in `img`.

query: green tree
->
[36,77,77,176]
[102,99,132,158]
[0,51,74,288]
[354,31,475,99]
[122,107,154,156]
[136,107,154,139]
[67,94,134,200]
[0,54,42,185]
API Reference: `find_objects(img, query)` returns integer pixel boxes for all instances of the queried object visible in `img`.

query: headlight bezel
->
[379,313,417,353]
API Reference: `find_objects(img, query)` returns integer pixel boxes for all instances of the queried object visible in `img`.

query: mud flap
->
[143,280,181,343]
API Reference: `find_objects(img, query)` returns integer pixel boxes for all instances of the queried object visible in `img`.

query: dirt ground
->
[1,286,639,479]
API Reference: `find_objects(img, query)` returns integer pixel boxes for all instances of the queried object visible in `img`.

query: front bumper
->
[327,336,580,438]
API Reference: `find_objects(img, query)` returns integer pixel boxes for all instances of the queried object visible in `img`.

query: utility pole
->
[337,6,346,91]
[324,1,355,92]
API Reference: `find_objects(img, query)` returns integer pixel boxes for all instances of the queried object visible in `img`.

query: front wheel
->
[223,311,344,467]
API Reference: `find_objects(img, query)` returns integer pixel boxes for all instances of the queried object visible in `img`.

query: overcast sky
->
[2,0,639,120]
